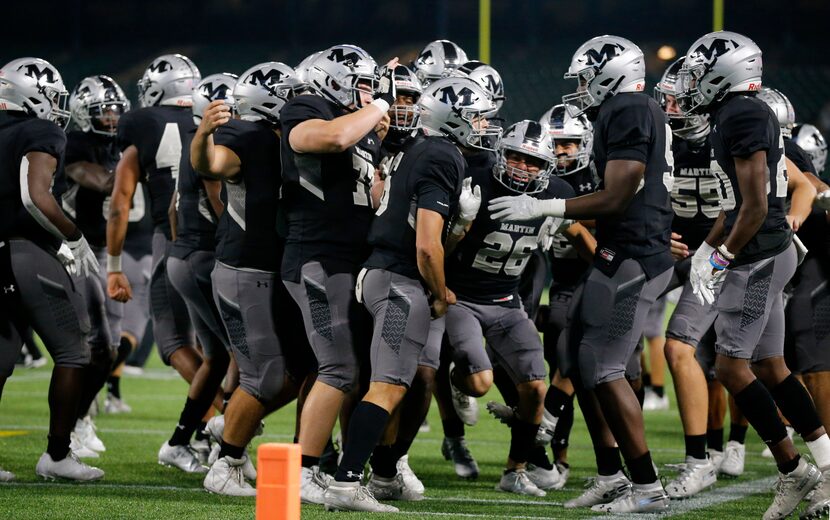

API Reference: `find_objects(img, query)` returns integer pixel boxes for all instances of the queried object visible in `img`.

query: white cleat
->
[324,480,399,513]
[665,456,717,499]
[708,449,724,472]
[720,441,746,477]
[0,467,15,482]
[486,401,516,425]
[300,465,329,505]
[802,467,830,520]
[763,427,795,458]
[36,452,104,481]
[367,473,424,501]
[441,436,479,479]
[206,444,255,481]
[535,409,558,446]
[591,481,670,513]
[525,463,561,491]
[396,455,425,495]
[564,471,631,509]
[203,456,256,496]
[103,394,132,414]
[449,362,478,426]
[70,432,99,459]
[191,437,211,466]
[157,441,208,474]
[75,417,105,452]
[764,458,820,520]
[496,469,546,497]
[121,365,144,376]
[554,462,570,490]
[642,388,670,411]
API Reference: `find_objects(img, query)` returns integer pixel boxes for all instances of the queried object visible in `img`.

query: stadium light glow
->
[657,45,677,61]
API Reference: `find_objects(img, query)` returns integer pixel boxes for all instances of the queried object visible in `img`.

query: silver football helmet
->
[389,64,423,132]
[0,57,71,127]
[418,77,501,151]
[70,75,130,136]
[676,31,762,115]
[137,54,201,108]
[413,39,469,86]
[793,123,827,174]
[295,51,322,93]
[539,104,593,176]
[306,44,378,110]
[494,120,556,194]
[234,62,303,126]
[192,73,238,125]
[654,58,710,144]
[452,61,505,114]
[756,87,795,138]
[563,35,645,117]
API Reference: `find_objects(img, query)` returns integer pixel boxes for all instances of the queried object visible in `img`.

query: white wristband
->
[539,198,567,218]
[107,254,122,273]
[451,220,470,236]
[370,99,390,114]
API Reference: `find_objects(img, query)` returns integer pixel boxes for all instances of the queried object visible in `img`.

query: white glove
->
[458,177,482,223]
[489,194,567,221]
[690,242,716,306]
[815,190,830,211]
[537,217,573,251]
[56,242,77,276]
[67,236,100,278]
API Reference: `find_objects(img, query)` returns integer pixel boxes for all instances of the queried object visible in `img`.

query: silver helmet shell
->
[234,62,303,126]
[70,75,130,136]
[494,120,556,194]
[295,51,322,93]
[654,57,710,144]
[793,123,827,174]
[192,73,238,125]
[756,87,795,138]
[452,61,505,114]
[306,45,378,110]
[676,31,762,115]
[137,54,201,108]
[563,35,646,117]
[539,103,593,176]
[0,57,71,128]
[413,39,469,86]
[418,76,501,151]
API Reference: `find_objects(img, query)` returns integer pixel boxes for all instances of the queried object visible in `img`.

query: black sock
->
[596,446,623,476]
[642,373,652,387]
[733,380,788,446]
[770,374,822,437]
[218,440,244,460]
[509,420,541,465]
[544,386,571,417]
[334,402,389,482]
[635,385,645,409]
[106,376,121,399]
[302,454,321,469]
[626,451,658,484]
[47,434,71,461]
[528,445,553,470]
[778,454,801,475]
[369,444,398,479]
[194,421,209,442]
[442,417,465,439]
[653,385,665,398]
[169,398,207,446]
[707,428,724,452]
[552,394,575,457]
[685,434,707,459]
[729,423,748,444]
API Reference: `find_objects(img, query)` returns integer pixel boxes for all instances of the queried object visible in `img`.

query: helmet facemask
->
[495,148,552,194]
[562,67,597,117]
[462,109,502,152]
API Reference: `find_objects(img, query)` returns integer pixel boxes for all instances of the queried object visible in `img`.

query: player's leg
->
[642,297,669,410]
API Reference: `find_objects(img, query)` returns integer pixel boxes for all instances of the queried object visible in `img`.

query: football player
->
[105,54,208,473]
[490,36,675,513]
[278,45,392,504]
[191,62,307,496]
[0,57,103,481]
[677,31,830,519]
[324,76,484,512]
[412,39,469,87]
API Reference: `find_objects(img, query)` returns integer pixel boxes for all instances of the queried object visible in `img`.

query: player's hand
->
[489,194,543,221]
[786,214,802,232]
[67,236,99,278]
[690,242,716,305]
[815,189,830,210]
[108,272,133,302]
[199,100,232,135]
[446,288,457,305]
[374,62,397,107]
[459,177,482,223]
[375,113,391,141]
[56,242,76,276]
[670,232,689,260]
[430,298,448,319]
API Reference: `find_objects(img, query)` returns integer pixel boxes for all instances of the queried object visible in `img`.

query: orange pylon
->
[256,443,301,520]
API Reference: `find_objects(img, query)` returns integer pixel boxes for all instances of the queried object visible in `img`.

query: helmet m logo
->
[584,43,625,70]
[20,64,55,83]
[327,48,361,68]
[483,74,501,95]
[200,82,231,101]
[417,50,435,66]
[246,68,284,86]
[438,86,476,106]
[693,38,735,62]
[148,60,172,73]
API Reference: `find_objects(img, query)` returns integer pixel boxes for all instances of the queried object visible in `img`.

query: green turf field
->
[0,351,800,519]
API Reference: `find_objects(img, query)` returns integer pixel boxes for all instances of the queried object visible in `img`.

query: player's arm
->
[106,145,140,301]
[191,100,240,179]
[168,189,178,241]
[703,211,727,248]
[416,208,453,318]
[786,158,816,232]
[804,170,830,211]
[65,161,114,193]
[721,150,768,255]
[203,178,224,217]
[22,151,82,240]
[563,160,645,218]
[371,169,385,209]
[562,221,597,263]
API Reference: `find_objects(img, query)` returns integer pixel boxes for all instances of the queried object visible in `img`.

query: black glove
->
[374,66,396,106]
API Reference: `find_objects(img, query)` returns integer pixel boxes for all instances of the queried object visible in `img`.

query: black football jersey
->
[212,119,283,272]
[364,135,465,280]
[710,95,791,266]
[670,137,718,250]
[448,165,575,307]
[117,105,195,239]
[591,92,674,277]
[170,128,222,258]
[785,138,828,260]
[279,95,381,282]
[0,112,66,251]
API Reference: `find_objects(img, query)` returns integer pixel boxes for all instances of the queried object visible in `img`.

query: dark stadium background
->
[4,0,830,142]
